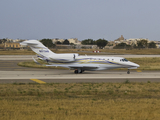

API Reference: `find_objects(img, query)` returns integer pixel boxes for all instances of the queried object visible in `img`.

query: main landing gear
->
[74,69,84,74]
[127,69,130,74]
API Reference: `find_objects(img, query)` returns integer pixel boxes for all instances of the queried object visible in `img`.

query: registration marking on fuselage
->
[30,79,46,84]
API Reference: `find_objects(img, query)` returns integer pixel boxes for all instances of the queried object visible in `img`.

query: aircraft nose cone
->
[135,63,140,67]
[130,62,140,68]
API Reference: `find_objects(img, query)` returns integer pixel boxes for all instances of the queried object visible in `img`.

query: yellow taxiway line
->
[30,79,46,84]
[136,70,142,72]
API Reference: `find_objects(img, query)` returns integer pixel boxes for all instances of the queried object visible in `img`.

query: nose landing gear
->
[127,69,130,74]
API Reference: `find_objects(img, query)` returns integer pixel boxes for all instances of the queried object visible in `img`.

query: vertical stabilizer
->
[20,40,55,58]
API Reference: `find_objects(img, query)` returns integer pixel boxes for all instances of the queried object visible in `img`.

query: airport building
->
[4,42,21,49]
[52,38,81,45]
[52,38,65,44]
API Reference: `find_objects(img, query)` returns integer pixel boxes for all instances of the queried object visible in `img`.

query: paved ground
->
[0,55,160,83]
[0,55,160,60]
[0,60,49,71]
[0,69,160,83]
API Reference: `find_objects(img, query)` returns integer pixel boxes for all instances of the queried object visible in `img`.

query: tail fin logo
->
[39,49,49,52]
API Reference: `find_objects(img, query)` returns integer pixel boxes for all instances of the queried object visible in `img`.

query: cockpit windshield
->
[124,59,128,62]
[121,59,128,62]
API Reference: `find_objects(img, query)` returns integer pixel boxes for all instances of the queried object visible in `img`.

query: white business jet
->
[20,40,139,74]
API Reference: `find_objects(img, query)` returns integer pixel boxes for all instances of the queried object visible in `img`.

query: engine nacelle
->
[49,53,79,62]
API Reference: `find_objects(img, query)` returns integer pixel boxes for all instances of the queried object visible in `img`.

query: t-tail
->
[21,40,79,63]
[20,40,55,59]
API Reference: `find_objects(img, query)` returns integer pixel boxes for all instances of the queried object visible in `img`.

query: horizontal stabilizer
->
[32,57,41,65]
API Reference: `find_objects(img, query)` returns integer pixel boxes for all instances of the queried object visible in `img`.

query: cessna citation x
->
[20,40,139,74]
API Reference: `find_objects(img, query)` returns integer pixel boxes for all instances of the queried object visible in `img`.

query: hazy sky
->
[0,0,160,41]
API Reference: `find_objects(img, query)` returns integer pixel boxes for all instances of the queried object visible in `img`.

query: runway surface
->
[0,55,160,83]
[0,55,160,60]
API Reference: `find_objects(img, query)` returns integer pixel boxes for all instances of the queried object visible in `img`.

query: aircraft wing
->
[46,64,99,70]
[32,57,99,70]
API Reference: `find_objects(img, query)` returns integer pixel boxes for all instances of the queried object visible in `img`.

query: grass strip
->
[1,48,160,55]
[0,82,160,120]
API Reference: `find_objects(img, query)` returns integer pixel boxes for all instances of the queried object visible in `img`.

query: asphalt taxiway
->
[0,55,160,83]
[1,55,160,60]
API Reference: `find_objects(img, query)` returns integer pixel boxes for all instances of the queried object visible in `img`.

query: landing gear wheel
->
[127,69,130,74]
[79,69,84,73]
[74,69,84,74]
[81,70,85,73]
[74,70,78,74]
